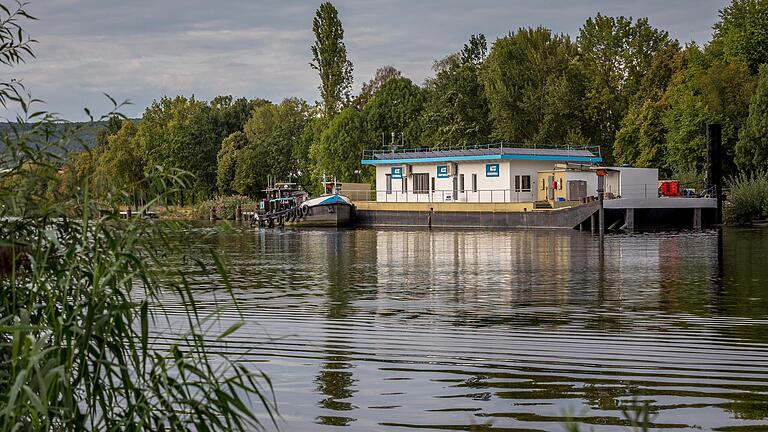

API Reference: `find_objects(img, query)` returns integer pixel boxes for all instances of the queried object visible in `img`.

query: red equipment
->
[659,180,682,197]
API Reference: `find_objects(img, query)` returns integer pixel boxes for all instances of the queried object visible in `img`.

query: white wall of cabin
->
[373,159,558,203]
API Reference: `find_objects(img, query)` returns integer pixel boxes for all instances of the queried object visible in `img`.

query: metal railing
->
[360,189,536,203]
[613,184,711,199]
[362,141,602,160]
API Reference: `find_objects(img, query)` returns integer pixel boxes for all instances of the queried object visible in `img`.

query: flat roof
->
[361,146,602,165]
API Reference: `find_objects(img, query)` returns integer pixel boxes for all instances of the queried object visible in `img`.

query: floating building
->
[354,143,717,231]
[361,144,602,204]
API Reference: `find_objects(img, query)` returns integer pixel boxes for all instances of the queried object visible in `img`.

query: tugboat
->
[252,176,354,228]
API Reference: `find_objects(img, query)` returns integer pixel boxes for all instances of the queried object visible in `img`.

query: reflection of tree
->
[726,398,768,421]
[313,230,376,426]
[326,231,359,319]
[641,232,719,317]
[314,344,357,426]
[717,228,768,326]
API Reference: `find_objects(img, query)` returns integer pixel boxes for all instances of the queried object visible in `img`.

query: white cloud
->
[2,0,727,120]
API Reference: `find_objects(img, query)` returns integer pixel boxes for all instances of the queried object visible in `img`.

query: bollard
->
[209,207,217,221]
[235,204,242,221]
[625,208,635,233]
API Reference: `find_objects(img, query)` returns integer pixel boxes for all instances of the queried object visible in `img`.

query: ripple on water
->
[152,226,768,431]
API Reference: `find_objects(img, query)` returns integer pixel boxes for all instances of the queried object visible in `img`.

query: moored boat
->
[292,193,353,227]
[252,177,354,228]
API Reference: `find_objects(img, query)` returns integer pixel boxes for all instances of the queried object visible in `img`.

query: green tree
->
[296,115,328,194]
[577,14,675,159]
[480,27,586,145]
[66,149,101,191]
[94,120,144,205]
[713,0,768,72]
[225,98,310,196]
[737,65,768,171]
[421,35,492,148]
[210,95,270,141]
[216,130,248,195]
[614,100,667,169]
[310,2,353,117]
[662,75,710,176]
[136,96,219,202]
[662,48,755,177]
[310,107,371,182]
[363,77,425,148]
[95,115,123,147]
[354,66,402,108]
[614,44,683,168]
[231,145,262,196]
[460,33,488,66]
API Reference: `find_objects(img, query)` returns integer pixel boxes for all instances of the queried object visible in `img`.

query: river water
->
[161,226,768,431]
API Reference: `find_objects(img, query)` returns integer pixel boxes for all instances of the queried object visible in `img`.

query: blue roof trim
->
[361,154,602,165]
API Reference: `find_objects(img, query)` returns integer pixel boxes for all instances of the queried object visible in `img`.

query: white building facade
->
[361,146,603,203]
[603,167,659,199]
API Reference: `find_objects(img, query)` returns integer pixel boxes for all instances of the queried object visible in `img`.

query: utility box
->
[659,180,682,197]
[567,180,588,201]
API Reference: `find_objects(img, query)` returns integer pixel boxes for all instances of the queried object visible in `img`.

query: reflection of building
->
[371,230,726,313]
[374,230,588,307]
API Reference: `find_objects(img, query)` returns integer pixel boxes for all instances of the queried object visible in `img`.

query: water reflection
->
[316,231,360,426]
[166,225,768,431]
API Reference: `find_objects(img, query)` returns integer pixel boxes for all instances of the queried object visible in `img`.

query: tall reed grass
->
[1,2,276,430]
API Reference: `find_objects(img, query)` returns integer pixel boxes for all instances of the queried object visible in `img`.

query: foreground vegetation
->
[725,171,768,225]
[1,3,275,430]
[53,0,768,210]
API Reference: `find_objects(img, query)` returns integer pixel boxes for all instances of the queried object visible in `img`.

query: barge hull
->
[352,199,718,230]
[287,203,351,227]
[353,202,600,229]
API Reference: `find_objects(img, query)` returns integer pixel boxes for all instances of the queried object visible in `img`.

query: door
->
[452,176,458,202]
[546,176,554,200]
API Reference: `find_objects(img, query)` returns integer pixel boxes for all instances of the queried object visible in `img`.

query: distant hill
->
[0,119,140,156]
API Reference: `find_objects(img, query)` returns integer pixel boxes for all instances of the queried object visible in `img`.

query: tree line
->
[72,0,768,205]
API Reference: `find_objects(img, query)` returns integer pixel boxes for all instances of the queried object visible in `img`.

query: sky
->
[5,0,728,121]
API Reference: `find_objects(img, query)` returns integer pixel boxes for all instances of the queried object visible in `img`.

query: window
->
[522,175,531,192]
[472,174,477,192]
[431,177,435,192]
[515,175,532,192]
[386,174,392,194]
[413,173,429,194]
[459,174,465,193]
[402,177,408,194]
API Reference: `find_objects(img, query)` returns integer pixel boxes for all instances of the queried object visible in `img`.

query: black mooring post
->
[596,172,605,254]
[706,123,723,225]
